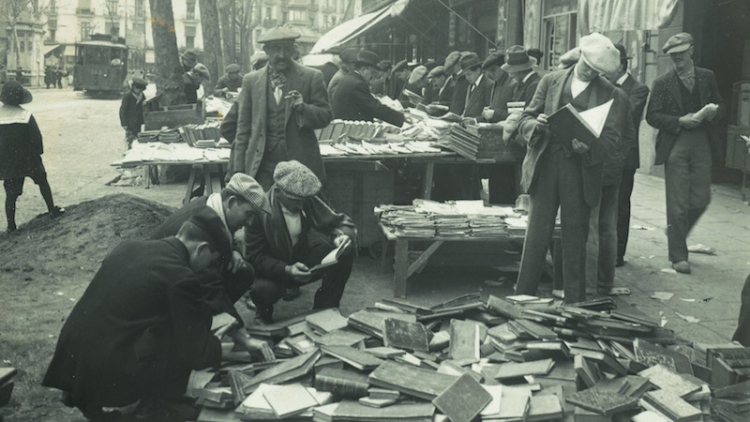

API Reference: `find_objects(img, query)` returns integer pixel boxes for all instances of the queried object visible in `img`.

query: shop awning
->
[310,0,409,54]
[578,0,681,33]
[43,44,65,58]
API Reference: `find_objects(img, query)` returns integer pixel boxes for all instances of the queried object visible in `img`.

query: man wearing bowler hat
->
[331,50,405,127]
[460,53,493,118]
[513,33,630,302]
[646,32,723,275]
[328,47,359,100]
[503,46,542,108]
[120,77,148,149]
[233,26,333,191]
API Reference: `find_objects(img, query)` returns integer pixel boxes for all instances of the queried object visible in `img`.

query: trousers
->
[585,183,619,293]
[616,167,636,259]
[732,273,750,347]
[664,130,712,262]
[515,148,590,303]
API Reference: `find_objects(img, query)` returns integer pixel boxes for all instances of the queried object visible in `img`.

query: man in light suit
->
[514,33,629,303]
[612,44,650,268]
[232,27,333,191]
[645,33,723,274]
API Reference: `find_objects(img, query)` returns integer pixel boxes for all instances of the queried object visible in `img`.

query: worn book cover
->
[321,345,384,372]
[432,373,492,422]
[384,318,432,352]
[369,360,457,401]
[314,367,370,398]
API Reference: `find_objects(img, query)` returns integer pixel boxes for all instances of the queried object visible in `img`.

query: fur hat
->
[579,33,620,75]
[274,160,322,200]
[224,173,272,214]
[0,80,32,105]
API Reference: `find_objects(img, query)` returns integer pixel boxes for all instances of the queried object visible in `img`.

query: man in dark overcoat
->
[481,51,516,123]
[331,49,405,127]
[43,208,274,421]
[645,32,723,274]
[513,33,629,303]
[233,27,333,191]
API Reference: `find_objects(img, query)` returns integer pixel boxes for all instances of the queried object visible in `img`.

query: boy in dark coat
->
[119,77,147,149]
[43,207,274,421]
[245,160,356,323]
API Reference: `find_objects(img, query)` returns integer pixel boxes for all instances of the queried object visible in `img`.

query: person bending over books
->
[513,33,629,303]
[43,207,274,422]
[245,160,356,324]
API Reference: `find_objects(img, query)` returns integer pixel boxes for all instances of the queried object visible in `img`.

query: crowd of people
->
[0,23,736,422]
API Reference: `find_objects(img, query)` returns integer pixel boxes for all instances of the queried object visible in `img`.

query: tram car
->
[73,34,129,95]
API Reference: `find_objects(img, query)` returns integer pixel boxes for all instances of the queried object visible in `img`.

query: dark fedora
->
[459,52,482,72]
[613,43,632,61]
[501,45,536,72]
[354,50,381,69]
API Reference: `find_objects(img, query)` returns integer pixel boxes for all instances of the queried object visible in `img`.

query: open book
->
[547,99,613,149]
[309,239,351,273]
[402,89,424,105]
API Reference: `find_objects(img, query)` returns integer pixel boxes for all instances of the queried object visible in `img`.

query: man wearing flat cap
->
[233,26,333,191]
[388,59,410,101]
[401,65,428,106]
[328,47,359,101]
[438,51,461,108]
[514,33,631,303]
[184,63,211,104]
[44,206,274,421]
[332,50,405,127]
[481,51,516,123]
[119,77,147,149]
[449,52,473,115]
[151,173,273,324]
[646,32,723,275]
[245,160,356,323]
[427,65,452,106]
[214,63,243,97]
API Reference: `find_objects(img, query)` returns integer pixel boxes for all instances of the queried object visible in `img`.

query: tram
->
[72,34,129,95]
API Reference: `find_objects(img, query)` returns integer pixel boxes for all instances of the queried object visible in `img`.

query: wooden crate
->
[726,125,750,171]
[143,98,205,130]
[476,127,526,163]
[325,161,394,254]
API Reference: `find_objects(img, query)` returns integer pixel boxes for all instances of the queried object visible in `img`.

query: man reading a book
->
[245,160,356,323]
[513,33,629,303]
[645,32,723,274]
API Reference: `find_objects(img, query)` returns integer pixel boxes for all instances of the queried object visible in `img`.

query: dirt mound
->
[0,194,175,422]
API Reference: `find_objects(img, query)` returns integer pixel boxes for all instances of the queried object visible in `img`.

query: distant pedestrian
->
[15,67,23,85]
[56,67,64,89]
[183,63,210,104]
[0,65,7,85]
[0,81,64,233]
[45,66,53,89]
[120,77,148,149]
[213,63,242,97]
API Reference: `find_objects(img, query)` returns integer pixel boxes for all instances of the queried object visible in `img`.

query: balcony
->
[76,8,94,15]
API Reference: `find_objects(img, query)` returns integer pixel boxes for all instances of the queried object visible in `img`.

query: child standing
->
[119,77,147,149]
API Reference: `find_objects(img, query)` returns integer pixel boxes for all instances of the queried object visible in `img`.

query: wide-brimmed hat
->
[501,46,536,72]
[258,26,301,44]
[579,32,620,75]
[274,160,322,200]
[408,65,428,85]
[482,52,506,70]
[460,53,482,72]
[354,50,381,69]
[225,173,272,214]
[0,80,32,105]
[662,32,693,55]
[444,51,461,72]
[181,50,197,66]
[131,77,148,89]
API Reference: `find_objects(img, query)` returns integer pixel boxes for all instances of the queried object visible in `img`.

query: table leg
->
[144,165,151,189]
[204,164,214,196]
[422,162,435,200]
[184,166,197,205]
[394,239,409,298]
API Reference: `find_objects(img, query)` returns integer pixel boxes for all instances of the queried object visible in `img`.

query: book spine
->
[314,374,368,398]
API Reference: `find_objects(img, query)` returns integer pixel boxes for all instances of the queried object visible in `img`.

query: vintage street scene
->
[1,0,750,421]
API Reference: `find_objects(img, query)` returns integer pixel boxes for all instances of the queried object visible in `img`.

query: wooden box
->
[726,125,750,172]
[143,97,205,130]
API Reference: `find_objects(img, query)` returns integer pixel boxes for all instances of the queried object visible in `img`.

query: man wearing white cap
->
[646,32,723,275]
[513,33,631,303]
[151,173,273,323]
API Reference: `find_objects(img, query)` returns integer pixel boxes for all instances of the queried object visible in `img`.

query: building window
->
[186,36,195,49]
[541,0,578,70]
[106,0,118,13]
[20,41,25,52]
[81,21,91,40]
[135,0,144,17]
[266,7,272,19]
[289,10,306,22]
[186,0,196,20]
[49,29,56,42]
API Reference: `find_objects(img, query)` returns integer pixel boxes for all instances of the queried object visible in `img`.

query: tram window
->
[83,47,108,64]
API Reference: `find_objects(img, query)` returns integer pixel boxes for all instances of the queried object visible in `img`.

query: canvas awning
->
[310,0,409,54]
[43,44,65,58]
[578,0,681,33]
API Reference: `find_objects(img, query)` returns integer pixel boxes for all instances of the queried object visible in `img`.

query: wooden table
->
[381,224,564,299]
[116,158,228,204]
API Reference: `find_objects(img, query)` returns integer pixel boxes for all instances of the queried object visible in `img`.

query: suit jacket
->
[328,69,347,100]
[332,72,405,127]
[42,237,221,410]
[233,62,332,185]
[617,74,649,170]
[462,75,494,118]
[487,71,517,123]
[450,75,469,115]
[516,67,629,206]
[119,92,144,134]
[512,72,542,107]
[245,185,356,284]
[435,77,455,106]
[319,62,339,87]
[646,66,724,165]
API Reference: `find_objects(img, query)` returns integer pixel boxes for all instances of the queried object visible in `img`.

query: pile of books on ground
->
[136,128,181,144]
[375,200,520,238]
[179,122,225,148]
[192,292,748,422]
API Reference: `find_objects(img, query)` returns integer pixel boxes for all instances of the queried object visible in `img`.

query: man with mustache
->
[232,27,333,191]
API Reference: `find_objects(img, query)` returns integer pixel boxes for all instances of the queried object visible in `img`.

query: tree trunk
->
[149,0,186,106]
[218,0,236,67]
[199,0,223,92]
[239,0,257,72]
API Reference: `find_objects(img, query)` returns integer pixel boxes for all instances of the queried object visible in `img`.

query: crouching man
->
[43,207,274,422]
[246,160,356,323]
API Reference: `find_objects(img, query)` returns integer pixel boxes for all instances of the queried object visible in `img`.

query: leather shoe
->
[615,256,625,267]
[672,261,691,274]
[282,286,301,301]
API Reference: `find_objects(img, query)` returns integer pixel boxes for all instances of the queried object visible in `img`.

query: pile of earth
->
[0,194,175,422]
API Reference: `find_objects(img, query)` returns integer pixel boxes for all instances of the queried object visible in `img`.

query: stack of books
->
[179,122,222,147]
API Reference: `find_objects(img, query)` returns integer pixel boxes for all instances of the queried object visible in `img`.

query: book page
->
[310,240,349,273]
[578,99,613,137]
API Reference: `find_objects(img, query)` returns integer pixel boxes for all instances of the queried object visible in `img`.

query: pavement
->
[6,88,750,347]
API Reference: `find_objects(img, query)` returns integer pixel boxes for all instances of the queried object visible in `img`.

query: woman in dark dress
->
[0,81,64,233]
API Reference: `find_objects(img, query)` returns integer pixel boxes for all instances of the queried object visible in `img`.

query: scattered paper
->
[660,268,677,274]
[608,287,631,296]
[687,244,716,255]
[651,292,674,301]
[675,312,700,323]
[56,291,64,296]
[69,298,76,302]
[679,298,696,303]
